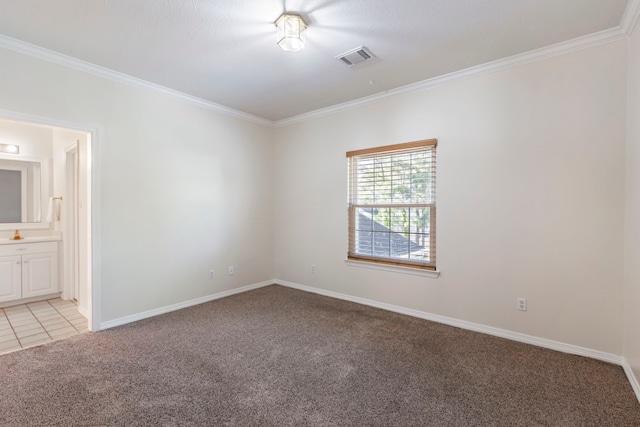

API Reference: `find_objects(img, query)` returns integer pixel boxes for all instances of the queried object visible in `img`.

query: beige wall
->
[625,20,640,387]
[0,47,275,323]
[0,119,53,159]
[274,40,627,354]
[0,32,633,361]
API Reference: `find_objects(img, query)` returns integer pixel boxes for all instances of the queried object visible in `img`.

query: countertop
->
[0,236,61,245]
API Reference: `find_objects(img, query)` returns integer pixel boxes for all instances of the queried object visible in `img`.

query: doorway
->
[55,128,92,329]
[0,111,98,334]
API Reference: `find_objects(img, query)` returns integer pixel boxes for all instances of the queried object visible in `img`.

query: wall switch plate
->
[208,269,214,280]
[517,297,527,311]
[228,265,234,276]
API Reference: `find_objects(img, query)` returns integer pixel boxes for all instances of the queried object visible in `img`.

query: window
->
[347,139,437,270]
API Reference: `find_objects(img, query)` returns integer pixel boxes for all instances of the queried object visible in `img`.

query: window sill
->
[344,259,440,278]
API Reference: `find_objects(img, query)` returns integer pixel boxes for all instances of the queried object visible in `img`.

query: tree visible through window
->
[347,139,437,270]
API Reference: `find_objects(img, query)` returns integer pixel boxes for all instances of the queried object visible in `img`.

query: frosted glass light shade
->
[275,13,307,52]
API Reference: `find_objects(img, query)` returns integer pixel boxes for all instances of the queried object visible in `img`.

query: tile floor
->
[0,298,89,355]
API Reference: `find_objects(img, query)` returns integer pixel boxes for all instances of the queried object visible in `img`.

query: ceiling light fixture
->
[0,143,19,154]
[275,13,307,52]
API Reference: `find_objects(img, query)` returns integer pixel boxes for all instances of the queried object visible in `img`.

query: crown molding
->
[275,0,640,128]
[0,34,273,127]
[624,0,640,36]
[1,0,639,130]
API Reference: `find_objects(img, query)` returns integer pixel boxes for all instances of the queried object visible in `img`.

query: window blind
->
[347,139,437,270]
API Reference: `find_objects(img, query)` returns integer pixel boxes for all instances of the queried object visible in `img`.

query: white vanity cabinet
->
[0,255,22,301]
[0,241,59,302]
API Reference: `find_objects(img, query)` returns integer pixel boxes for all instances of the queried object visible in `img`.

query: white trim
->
[622,358,640,404]
[0,2,639,128]
[275,27,628,127]
[0,35,272,128]
[274,279,622,365]
[0,109,97,133]
[0,292,61,309]
[345,259,440,278]
[77,304,89,319]
[623,0,640,37]
[99,280,274,330]
[275,0,640,128]
[65,273,640,404]
[61,144,77,301]
[88,128,100,332]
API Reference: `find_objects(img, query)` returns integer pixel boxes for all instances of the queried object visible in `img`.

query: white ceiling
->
[0,0,633,122]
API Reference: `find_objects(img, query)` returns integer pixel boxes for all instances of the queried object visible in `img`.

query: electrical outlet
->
[208,269,215,280]
[228,265,234,276]
[517,297,527,311]
[311,265,316,273]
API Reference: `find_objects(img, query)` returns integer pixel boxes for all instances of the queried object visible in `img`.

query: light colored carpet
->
[0,284,638,426]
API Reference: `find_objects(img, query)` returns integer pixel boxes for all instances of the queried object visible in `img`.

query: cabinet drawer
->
[0,241,58,257]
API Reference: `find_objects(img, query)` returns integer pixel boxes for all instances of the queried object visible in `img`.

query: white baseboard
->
[77,304,89,319]
[100,280,274,330]
[95,277,639,404]
[622,358,640,403]
[278,279,640,404]
[0,292,62,309]
[274,279,623,366]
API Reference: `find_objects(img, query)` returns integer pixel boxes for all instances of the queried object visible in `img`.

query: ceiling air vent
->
[336,46,374,67]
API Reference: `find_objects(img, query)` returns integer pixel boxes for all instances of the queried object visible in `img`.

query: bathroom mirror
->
[0,157,46,225]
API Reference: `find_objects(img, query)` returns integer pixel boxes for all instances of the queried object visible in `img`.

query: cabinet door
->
[22,252,59,298]
[0,255,22,302]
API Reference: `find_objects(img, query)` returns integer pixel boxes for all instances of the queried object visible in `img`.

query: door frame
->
[63,144,78,302]
[0,109,101,332]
